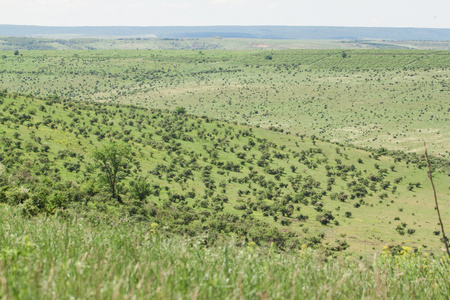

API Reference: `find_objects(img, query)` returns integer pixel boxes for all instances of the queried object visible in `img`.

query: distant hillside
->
[1,49,449,156]
[3,36,450,51]
[1,25,450,40]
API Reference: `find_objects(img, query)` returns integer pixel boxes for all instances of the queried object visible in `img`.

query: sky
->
[2,0,450,29]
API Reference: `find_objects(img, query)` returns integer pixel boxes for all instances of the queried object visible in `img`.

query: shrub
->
[280,219,292,226]
[316,210,335,225]
[296,214,309,221]
[20,188,50,216]
[6,186,30,206]
[395,225,405,235]
[130,178,152,202]
[174,106,186,115]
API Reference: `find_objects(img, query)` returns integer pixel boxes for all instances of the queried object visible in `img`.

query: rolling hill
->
[0,49,449,157]
[0,91,449,255]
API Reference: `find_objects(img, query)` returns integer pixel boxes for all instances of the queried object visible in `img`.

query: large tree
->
[93,142,131,203]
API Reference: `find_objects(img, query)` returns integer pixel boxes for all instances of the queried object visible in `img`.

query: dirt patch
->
[252,43,270,48]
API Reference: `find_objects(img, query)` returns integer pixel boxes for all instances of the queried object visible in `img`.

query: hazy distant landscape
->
[2,25,450,40]
[2,25,450,51]
[3,36,450,51]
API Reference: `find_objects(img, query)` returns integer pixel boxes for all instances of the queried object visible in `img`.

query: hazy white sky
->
[2,0,449,28]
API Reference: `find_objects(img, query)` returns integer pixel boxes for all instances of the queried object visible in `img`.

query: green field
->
[1,49,449,157]
[1,47,450,297]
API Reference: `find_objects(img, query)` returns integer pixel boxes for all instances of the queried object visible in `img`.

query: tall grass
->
[425,142,450,257]
[0,205,448,299]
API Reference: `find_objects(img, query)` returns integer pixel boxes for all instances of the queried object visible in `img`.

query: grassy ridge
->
[0,49,449,156]
[0,92,449,255]
[0,205,449,299]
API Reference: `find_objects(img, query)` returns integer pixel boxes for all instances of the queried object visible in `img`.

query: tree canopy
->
[93,142,131,202]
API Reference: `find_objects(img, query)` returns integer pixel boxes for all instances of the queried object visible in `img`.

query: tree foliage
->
[93,142,131,202]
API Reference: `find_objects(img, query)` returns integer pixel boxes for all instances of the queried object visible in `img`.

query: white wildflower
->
[19,186,30,194]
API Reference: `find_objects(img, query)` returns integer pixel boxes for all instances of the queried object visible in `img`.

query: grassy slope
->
[0,49,449,157]
[0,93,449,255]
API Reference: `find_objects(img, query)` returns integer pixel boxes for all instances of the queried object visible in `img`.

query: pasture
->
[0,49,449,157]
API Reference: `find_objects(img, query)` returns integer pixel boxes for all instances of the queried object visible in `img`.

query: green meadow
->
[1,49,449,157]
[1,47,450,297]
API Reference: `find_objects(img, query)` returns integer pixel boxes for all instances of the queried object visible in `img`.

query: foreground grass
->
[0,206,448,299]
